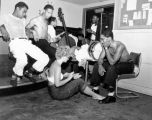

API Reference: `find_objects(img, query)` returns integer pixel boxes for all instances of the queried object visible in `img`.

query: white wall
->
[0,0,83,54]
[113,30,152,96]
[113,0,152,96]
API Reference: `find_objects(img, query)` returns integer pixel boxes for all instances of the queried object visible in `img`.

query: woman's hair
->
[55,46,71,59]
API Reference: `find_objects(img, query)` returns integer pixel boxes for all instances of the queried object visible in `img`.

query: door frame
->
[82,4,114,37]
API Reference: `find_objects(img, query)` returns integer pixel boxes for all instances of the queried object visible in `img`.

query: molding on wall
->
[119,81,152,96]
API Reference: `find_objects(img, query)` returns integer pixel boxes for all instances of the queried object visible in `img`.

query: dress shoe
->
[24,71,37,83]
[98,96,116,104]
[10,74,22,87]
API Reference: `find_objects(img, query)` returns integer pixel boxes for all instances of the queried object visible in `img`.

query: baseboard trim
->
[118,81,152,96]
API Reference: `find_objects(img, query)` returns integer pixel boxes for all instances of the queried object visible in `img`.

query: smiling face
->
[92,15,99,24]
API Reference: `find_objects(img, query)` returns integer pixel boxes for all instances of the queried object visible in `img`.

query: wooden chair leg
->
[85,61,89,83]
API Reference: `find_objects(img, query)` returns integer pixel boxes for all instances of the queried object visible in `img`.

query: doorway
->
[83,5,114,39]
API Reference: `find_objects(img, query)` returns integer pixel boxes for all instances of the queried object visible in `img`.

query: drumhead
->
[88,41,103,61]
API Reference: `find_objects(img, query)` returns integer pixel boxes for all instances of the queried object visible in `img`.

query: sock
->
[108,92,115,96]
[93,86,99,90]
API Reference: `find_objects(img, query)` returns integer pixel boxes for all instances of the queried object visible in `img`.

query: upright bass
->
[58,8,76,47]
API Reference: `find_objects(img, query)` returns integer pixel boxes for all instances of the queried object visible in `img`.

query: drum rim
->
[88,41,100,61]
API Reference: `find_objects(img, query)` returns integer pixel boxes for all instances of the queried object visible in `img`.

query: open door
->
[83,5,114,39]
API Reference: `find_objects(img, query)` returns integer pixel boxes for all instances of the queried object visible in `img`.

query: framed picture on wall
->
[118,0,152,29]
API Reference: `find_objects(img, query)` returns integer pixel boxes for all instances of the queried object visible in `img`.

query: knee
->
[77,78,84,84]
[41,54,49,64]
[17,58,28,67]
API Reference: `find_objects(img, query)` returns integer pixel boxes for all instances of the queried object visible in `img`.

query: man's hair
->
[76,28,84,37]
[102,29,113,39]
[15,2,28,9]
[44,4,54,10]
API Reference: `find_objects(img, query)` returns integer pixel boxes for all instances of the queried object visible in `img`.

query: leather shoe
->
[98,96,116,104]
[24,71,37,83]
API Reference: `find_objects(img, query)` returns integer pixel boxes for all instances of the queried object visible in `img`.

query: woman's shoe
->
[98,96,116,104]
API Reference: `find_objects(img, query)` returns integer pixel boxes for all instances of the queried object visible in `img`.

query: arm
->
[105,45,124,65]
[26,19,39,41]
[98,44,106,76]
[54,66,74,87]
[86,29,96,35]
[56,31,65,38]
[0,25,10,42]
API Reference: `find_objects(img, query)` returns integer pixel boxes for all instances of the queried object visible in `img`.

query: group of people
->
[0,1,135,104]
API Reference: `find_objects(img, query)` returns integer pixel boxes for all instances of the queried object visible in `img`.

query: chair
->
[115,52,142,98]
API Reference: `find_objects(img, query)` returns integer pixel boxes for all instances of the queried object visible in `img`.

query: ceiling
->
[60,0,107,5]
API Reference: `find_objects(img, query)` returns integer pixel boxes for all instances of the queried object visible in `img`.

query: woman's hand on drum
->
[98,65,106,76]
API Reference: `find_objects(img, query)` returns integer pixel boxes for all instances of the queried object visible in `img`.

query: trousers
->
[48,78,86,100]
[33,39,56,67]
[90,60,134,90]
[9,38,49,76]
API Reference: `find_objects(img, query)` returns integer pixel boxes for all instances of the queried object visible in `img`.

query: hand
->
[73,73,81,79]
[34,35,39,42]
[63,72,70,77]
[0,25,10,42]
[86,29,93,33]
[2,32,10,42]
[33,31,39,42]
[68,72,74,80]
[55,36,61,41]
[98,65,106,76]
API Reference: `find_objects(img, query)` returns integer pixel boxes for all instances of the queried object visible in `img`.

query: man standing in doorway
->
[86,15,101,42]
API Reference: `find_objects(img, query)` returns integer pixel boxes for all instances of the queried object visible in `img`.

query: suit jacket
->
[86,22,101,41]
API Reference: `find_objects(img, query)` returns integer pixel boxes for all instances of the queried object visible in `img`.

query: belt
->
[12,37,28,40]
[19,37,28,39]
